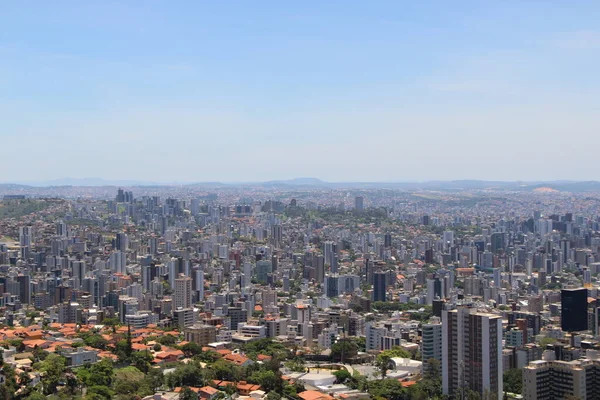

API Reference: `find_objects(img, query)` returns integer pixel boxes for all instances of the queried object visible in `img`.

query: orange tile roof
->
[299,390,335,400]
[200,386,219,395]
[223,353,250,366]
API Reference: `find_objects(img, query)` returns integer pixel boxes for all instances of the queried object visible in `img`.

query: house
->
[298,390,335,400]
[23,339,50,350]
[62,347,98,367]
[174,387,200,399]
[236,381,262,395]
[152,349,184,364]
[223,353,253,367]
[199,386,221,400]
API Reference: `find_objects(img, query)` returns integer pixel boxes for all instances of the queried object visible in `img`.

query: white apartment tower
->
[174,275,193,310]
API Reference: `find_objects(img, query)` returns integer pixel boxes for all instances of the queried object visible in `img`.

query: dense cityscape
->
[0,182,597,399]
[3,2,599,399]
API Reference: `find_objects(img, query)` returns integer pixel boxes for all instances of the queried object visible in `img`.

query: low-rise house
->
[62,347,98,367]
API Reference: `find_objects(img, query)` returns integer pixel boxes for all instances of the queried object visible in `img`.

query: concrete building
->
[522,358,600,400]
[184,323,217,346]
[63,347,98,367]
[442,307,503,400]
[422,320,443,373]
[174,275,193,310]
[173,307,196,328]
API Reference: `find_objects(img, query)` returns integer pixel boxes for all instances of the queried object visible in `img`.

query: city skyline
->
[2,2,600,182]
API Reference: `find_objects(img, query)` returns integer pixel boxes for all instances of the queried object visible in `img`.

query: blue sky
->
[2,1,600,183]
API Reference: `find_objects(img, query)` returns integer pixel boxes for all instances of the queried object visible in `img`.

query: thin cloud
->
[553,30,600,49]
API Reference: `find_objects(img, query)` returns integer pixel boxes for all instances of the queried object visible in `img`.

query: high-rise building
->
[242,262,252,287]
[384,233,392,248]
[442,307,503,400]
[174,275,193,310]
[422,320,443,373]
[115,233,128,251]
[427,278,443,305]
[326,275,339,298]
[355,196,364,211]
[561,288,588,332]
[256,260,272,284]
[271,225,282,248]
[313,255,325,283]
[195,267,204,300]
[373,272,386,302]
[523,357,600,400]
[16,275,31,305]
[490,232,505,254]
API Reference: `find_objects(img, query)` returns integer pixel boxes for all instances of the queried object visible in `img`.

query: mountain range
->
[3,178,600,192]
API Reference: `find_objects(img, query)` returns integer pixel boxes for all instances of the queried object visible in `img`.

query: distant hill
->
[262,177,327,186]
[8,178,187,187]
[4,178,600,192]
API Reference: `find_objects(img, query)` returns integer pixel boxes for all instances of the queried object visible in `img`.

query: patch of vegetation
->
[0,199,54,219]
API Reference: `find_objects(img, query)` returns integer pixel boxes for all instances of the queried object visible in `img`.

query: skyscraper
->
[271,225,282,248]
[256,260,272,284]
[422,320,443,373]
[561,288,588,332]
[442,307,503,400]
[355,196,364,211]
[373,272,387,302]
[326,275,339,298]
[313,255,325,283]
[243,262,252,287]
[174,275,193,310]
[490,232,505,254]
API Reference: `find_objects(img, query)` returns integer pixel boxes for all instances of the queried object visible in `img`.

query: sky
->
[1,1,600,183]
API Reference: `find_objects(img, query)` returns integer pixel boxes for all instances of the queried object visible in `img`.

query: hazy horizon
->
[2,2,600,182]
[4,176,600,187]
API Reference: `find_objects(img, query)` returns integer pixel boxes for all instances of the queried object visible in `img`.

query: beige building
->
[174,275,193,310]
[184,323,217,346]
[523,358,600,400]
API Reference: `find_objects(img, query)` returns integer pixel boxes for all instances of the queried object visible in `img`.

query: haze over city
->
[2,1,600,182]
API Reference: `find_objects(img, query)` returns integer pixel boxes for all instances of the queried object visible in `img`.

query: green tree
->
[144,367,165,393]
[249,370,278,393]
[132,350,154,374]
[333,369,352,384]
[368,378,407,400]
[212,359,242,381]
[375,354,391,379]
[181,342,202,358]
[179,386,197,400]
[84,334,109,350]
[102,317,120,333]
[25,392,46,400]
[380,346,412,359]
[32,346,48,362]
[503,368,523,394]
[156,334,178,346]
[539,337,557,349]
[331,339,358,362]
[266,391,282,400]
[87,385,113,400]
[355,337,366,352]
[39,353,66,395]
[193,349,221,364]
[284,358,306,372]
[166,362,205,389]
[87,358,114,386]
